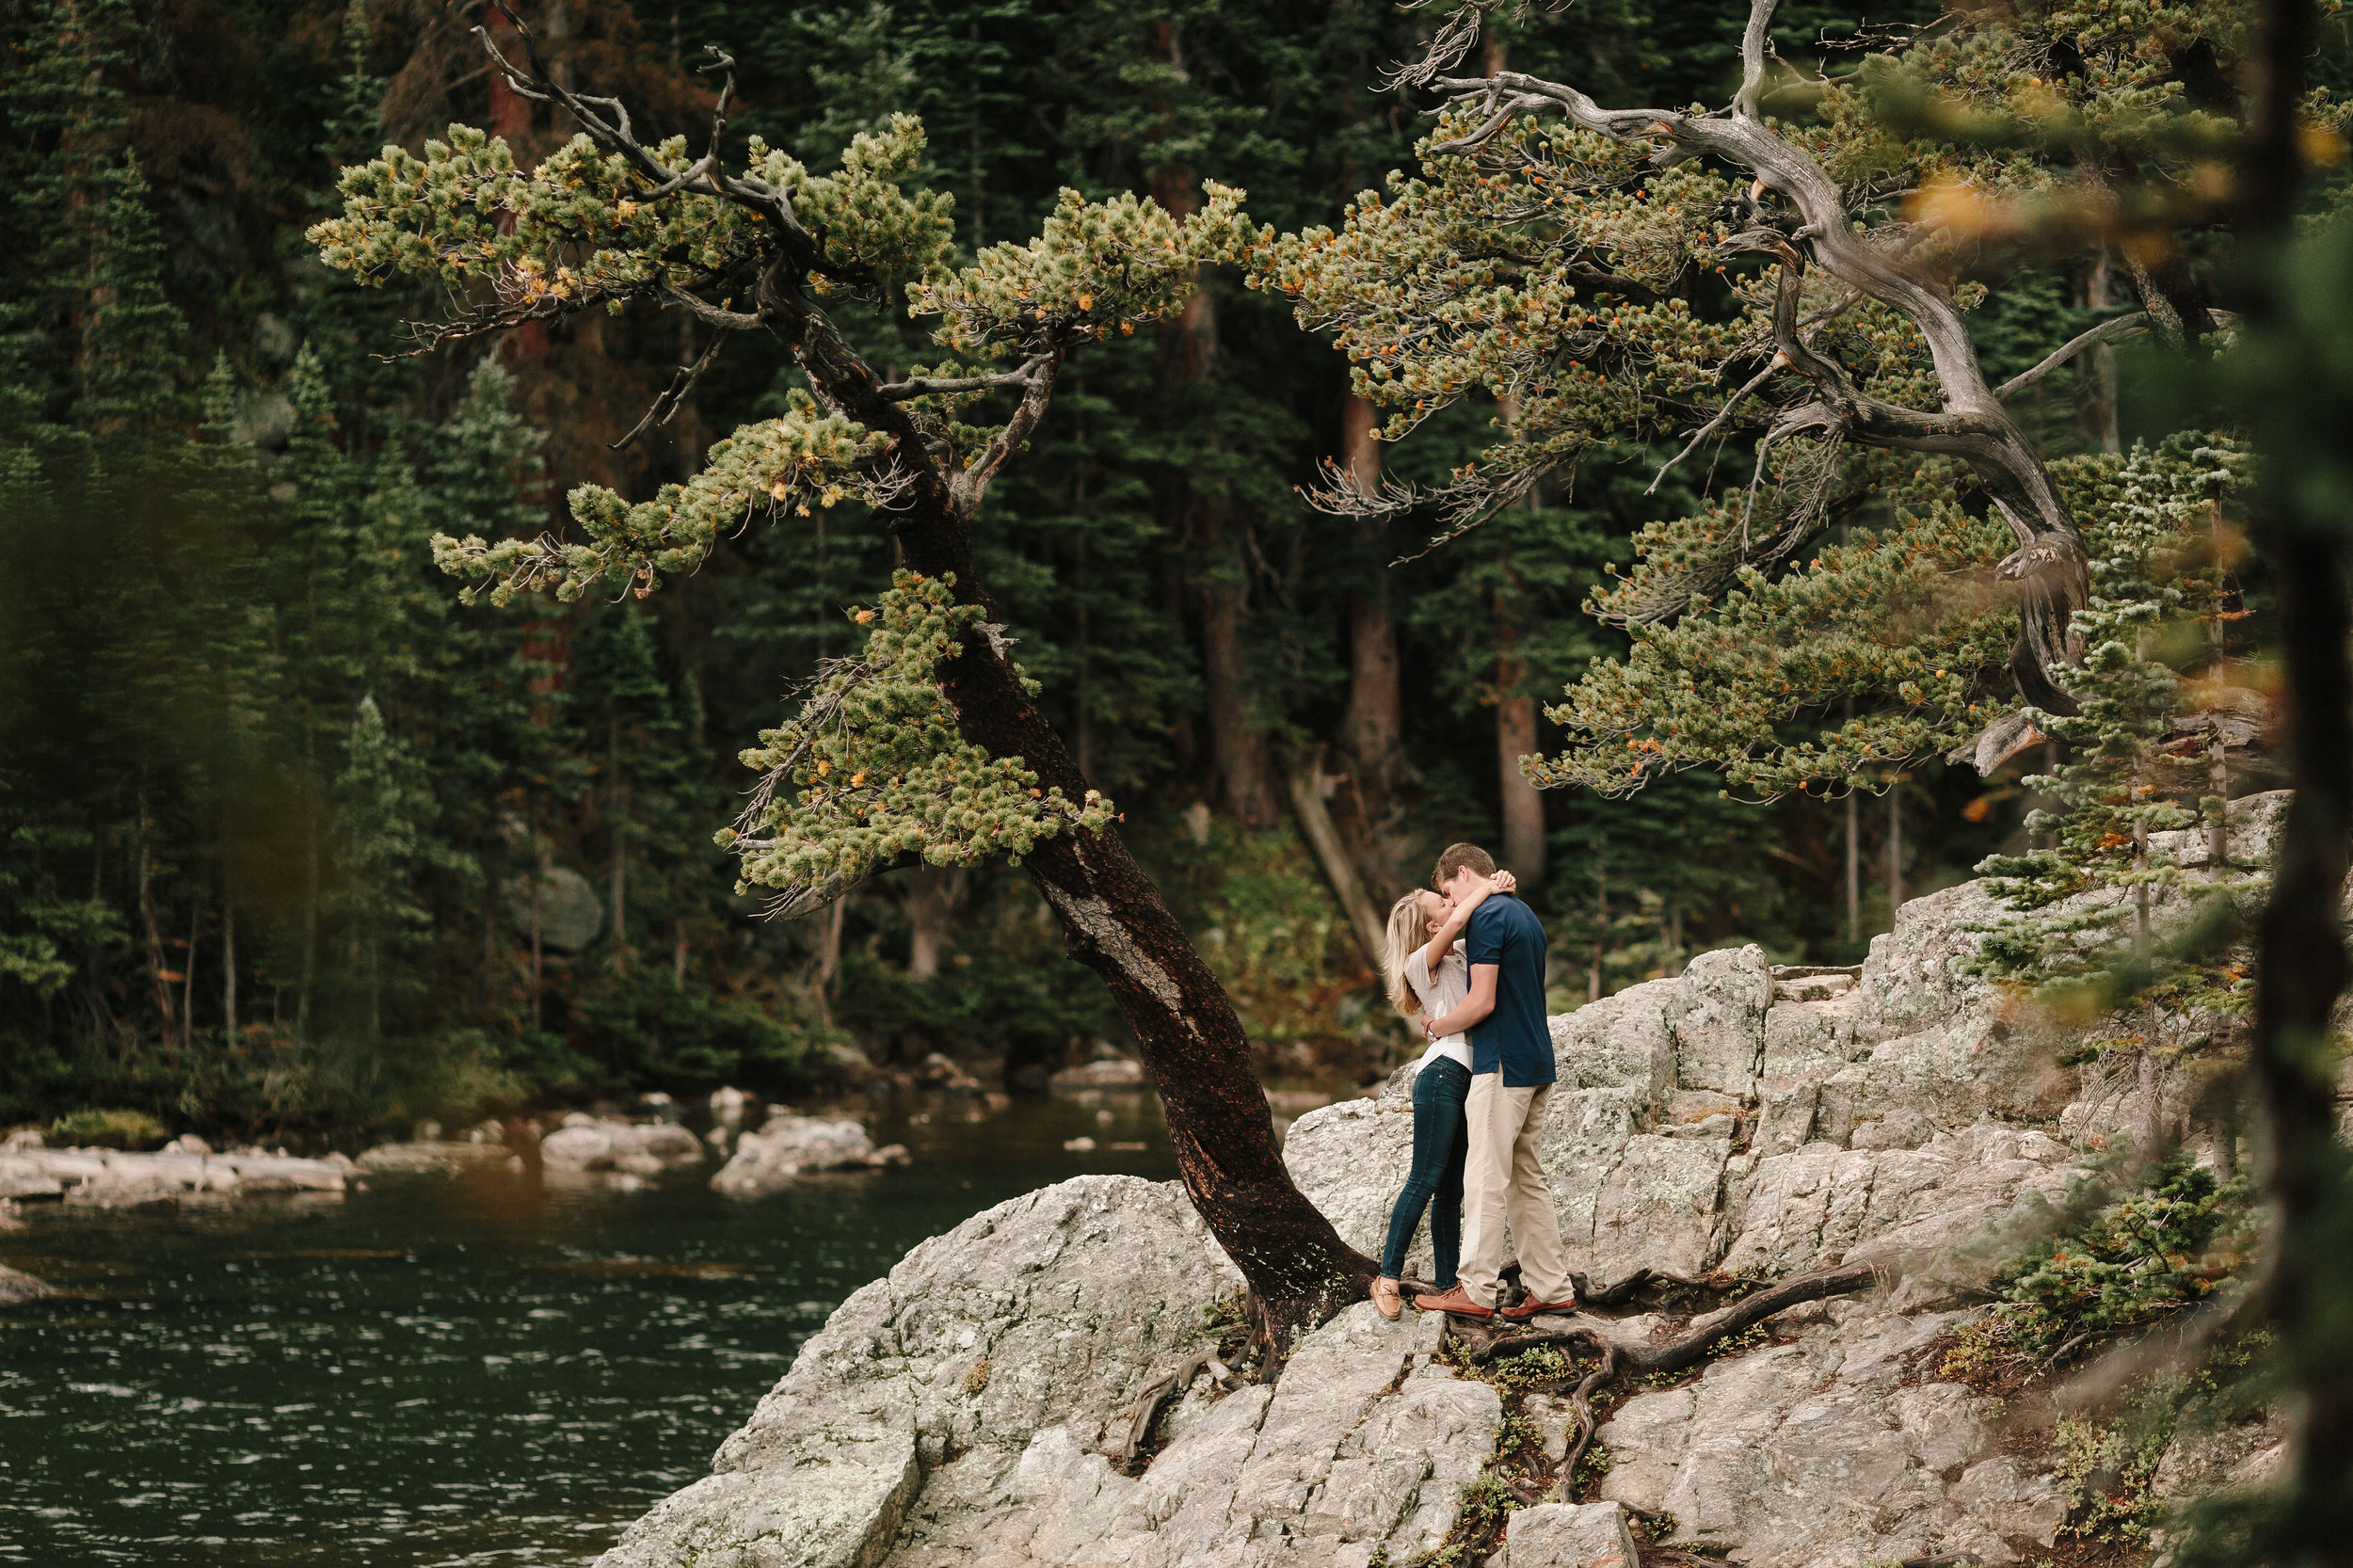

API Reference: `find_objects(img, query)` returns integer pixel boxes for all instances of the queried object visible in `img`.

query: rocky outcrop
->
[710,1114,902,1195]
[598,1176,1238,1568]
[1592,1301,2065,1563]
[604,814,2292,1568]
[888,1303,1502,1568]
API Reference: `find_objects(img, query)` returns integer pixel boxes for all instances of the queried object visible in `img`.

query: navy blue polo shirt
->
[1465,895,1554,1087]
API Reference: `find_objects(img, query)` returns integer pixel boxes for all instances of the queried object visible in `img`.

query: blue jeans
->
[1380,1056,1469,1288]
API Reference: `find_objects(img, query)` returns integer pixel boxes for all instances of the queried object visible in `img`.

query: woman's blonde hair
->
[1384,891,1432,1018]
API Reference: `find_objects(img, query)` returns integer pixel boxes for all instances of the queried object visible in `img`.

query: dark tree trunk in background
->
[1495,593,1546,886]
[1196,509,1281,828]
[1150,28,1278,832]
[1339,397,1401,800]
[904,867,956,982]
[2080,250,2122,456]
[609,709,628,975]
[1170,283,1277,831]
[136,793,177,1050]
[1885,784,1903,918]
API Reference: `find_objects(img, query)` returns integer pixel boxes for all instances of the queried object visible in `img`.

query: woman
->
[1369,870,1513,1319]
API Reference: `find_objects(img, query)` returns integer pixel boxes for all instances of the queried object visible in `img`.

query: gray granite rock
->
[1283,1097,1417,1272]
[540,1120,706,1174]
[599,1176,1236,1568]
[1594,1302,2063,1566]
[1501,1501,1640,1568]
[17,1147,345,1204]
[0,1157,62,1201]
[884,1302,1497,1568]
[1672,945,1773,1096]
[1549,979,1678,1107]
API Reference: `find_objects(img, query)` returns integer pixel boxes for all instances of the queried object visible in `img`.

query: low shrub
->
[48,1107,168,1149]
[1945,1155,2254,1379]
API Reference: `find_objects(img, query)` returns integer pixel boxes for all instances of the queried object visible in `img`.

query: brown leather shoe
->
[1371,1277,1402,1320]
[1498,1294,1577,1320]
[1412,1285,1495,1319]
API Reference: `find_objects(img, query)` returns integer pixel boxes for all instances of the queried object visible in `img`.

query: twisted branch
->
[1415,0,2089,722]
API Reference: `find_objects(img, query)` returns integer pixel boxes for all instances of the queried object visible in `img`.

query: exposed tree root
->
[1448,1260,1887,1490]
[1566,1265,1756,1309]
[1120,1351,1219,1468]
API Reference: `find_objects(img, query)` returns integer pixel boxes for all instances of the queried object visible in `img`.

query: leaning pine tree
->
[306,8,1367,1350]
[1251,0,2296,807]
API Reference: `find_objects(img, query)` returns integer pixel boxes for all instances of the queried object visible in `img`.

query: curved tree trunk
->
[760,270,1376,1346]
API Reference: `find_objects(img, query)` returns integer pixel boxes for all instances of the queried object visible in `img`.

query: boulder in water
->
[1048,1057,1146,1094]
[710,1115,877,1194]
[0,1157,63,1201]
[538,1119,706,1174]
[357,1141,526,1176]
[0,1263,54,1304]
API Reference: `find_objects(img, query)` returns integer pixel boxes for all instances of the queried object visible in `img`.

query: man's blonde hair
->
[1432,842,1497,888]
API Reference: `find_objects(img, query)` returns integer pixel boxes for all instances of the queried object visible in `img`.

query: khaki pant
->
[1457,1075,1572,1308]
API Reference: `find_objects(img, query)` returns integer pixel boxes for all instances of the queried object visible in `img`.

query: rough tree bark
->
[469,16,1376,1348]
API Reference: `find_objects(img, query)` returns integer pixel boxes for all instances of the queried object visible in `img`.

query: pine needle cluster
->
[719,572,1114,916]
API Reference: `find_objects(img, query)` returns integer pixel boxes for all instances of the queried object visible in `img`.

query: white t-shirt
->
[1405,946,1473,1071]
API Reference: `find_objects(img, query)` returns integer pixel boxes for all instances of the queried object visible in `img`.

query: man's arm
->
[1418,871,1514,976]
[1423,964,1498,1040]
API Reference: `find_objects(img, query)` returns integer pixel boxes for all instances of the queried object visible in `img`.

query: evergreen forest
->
[0,0,2313,1146]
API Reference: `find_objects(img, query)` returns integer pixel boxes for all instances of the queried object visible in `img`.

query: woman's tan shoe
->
[1371,1276,1402,1320]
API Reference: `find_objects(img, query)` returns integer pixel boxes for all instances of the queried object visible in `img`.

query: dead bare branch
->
[664,283,766,331]
[610,328,728,451]
[949,354,1061,516]
[1650,358,1783,495]
[877,361,1048,401]
[1993,312,2152,400]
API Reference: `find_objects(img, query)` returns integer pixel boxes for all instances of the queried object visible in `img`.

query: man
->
[1410,842,1576,1320]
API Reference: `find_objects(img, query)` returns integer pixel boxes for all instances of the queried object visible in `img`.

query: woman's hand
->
[1491,871,1516,895]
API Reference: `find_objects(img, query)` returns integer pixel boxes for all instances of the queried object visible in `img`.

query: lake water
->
[0,1095,1177,1566]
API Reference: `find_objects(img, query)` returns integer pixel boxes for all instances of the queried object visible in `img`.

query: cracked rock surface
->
[888,1304,1497,1568]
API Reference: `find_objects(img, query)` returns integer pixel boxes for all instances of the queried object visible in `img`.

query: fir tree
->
[330,695,435,1042]
[1964,440,2261,1016]
[74,156,187,434]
